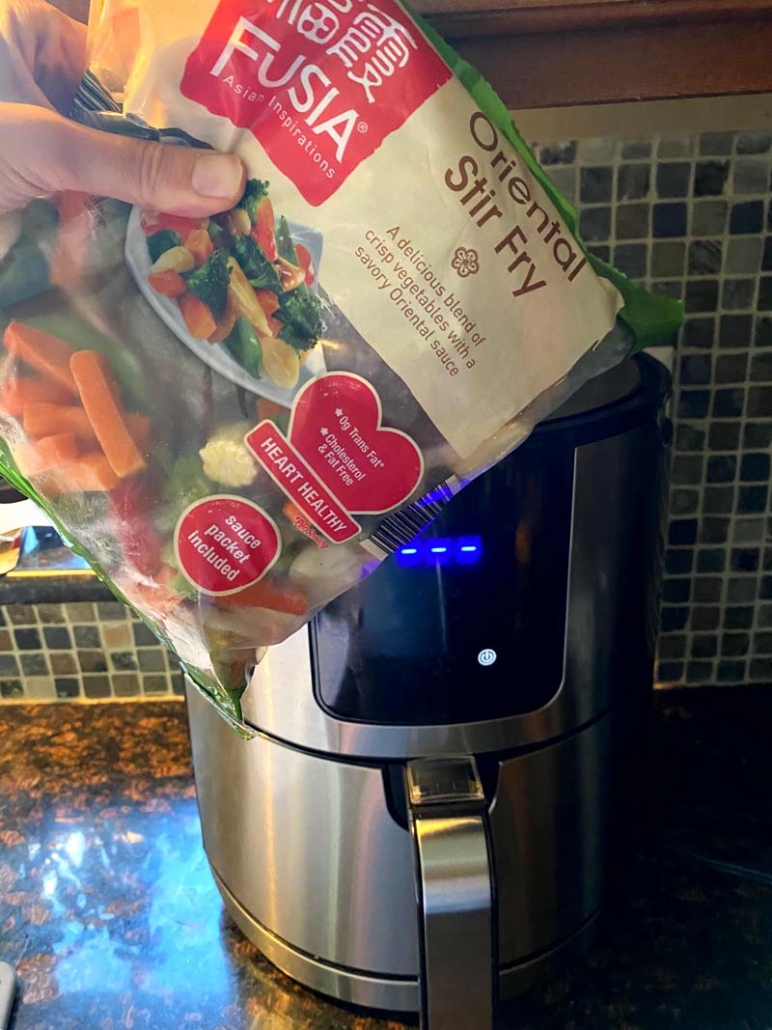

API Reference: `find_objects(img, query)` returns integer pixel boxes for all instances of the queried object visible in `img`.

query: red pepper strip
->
[251,197,277,262]
[215,577,307,614]
[110,476,163,579]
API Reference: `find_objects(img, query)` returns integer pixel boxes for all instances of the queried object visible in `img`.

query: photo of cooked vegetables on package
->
[0,0,681,730]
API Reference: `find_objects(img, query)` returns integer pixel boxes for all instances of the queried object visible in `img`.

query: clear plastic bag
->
[0,0,681,729]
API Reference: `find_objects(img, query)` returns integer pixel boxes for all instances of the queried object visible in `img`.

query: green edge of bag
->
[0,423,246,730]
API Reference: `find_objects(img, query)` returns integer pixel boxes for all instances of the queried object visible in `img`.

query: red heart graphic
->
[289,373,423,515]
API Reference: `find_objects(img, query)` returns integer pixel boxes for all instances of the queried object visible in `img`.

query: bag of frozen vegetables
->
[0,0,681,729]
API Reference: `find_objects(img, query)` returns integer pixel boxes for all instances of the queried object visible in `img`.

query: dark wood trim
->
[54,0,772,110]
[418,0,772,37]
[420,11,772,108]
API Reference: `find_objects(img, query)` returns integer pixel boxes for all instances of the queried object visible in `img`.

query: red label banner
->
[289,372,423,514]
[245,421,361,543]
[246,374,423,543]
[175,495,281,594]
[180,0,452,204]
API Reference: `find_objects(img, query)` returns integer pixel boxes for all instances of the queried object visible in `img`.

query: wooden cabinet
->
[415,0,772,108]
[54,0,772,110]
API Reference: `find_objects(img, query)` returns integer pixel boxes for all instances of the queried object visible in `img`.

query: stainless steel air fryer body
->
[187,355,670,1029]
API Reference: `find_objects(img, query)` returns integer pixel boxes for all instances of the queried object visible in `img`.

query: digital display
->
[313,440,575,726]
[395,536,482,568]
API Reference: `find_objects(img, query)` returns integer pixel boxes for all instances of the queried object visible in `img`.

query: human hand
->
[0,0,245,218]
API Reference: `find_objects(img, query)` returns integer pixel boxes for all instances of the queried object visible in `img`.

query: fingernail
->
[191,153,244,199]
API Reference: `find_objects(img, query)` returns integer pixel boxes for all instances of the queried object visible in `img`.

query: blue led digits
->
[395,536,482,568]
[456,537,482,565]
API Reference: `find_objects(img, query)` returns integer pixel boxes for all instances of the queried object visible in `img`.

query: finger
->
[0,0,87,111]
[0,104,246,217]
[32,5,88,112]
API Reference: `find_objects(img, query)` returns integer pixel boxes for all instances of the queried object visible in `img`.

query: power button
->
[477,648,497,667]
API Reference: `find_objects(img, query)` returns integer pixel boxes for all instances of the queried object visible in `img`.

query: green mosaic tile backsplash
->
[0,601,184,701]
[529,128,772,688]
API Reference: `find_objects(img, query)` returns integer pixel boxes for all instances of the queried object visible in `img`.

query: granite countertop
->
[2,689,772,1030]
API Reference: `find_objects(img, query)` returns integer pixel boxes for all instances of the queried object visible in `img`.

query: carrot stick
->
[23,402,98,446]
[34,434,80,465]
[179,292,217,340]
[14,434,80,475]
[3,322,78,395]
[255,289,281,316]
[215,577,307,614]
[1,375,75,417]
[148,271,186,298]
[256,397,289,422]
[184,229,213,268]
[41,454,119,495]
[70,351,145,478]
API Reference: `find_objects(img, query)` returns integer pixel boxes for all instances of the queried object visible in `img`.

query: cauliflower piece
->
[199,422,258,488]
[288,544,363,604]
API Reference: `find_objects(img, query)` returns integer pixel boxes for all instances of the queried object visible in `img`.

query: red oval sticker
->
[174,495,281,596]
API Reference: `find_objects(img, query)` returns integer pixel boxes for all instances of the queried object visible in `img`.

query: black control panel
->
[312,439,574,726]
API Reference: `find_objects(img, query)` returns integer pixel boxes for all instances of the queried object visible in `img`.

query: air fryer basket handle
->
[406,756,495,1030]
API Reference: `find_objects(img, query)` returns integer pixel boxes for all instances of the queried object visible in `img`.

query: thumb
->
[0,104,245,217]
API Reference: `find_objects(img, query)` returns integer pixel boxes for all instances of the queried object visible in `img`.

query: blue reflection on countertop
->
[0,698,401,1030]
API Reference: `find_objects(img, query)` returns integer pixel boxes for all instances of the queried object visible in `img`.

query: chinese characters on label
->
[182,0,450,202]
[269,0,418,102]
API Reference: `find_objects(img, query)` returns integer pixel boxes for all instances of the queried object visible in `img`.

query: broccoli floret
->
[157,453,217,534]
[183,248,230,318]
[237,178,270,223]
[276,286,324,352]
[147,229,182,264]
[231,235,281,292]
[206,219,228,249]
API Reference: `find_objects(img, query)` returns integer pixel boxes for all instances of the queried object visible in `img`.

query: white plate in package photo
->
[125,206,326,406]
